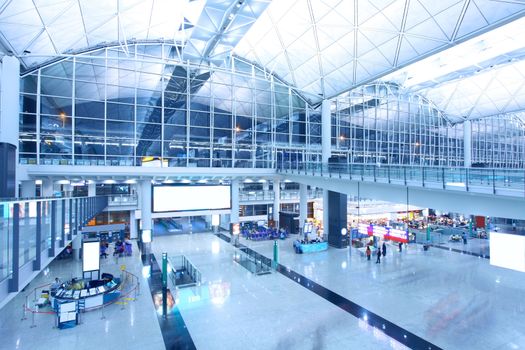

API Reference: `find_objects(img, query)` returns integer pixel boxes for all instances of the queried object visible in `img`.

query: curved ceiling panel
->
[234,0,525,102]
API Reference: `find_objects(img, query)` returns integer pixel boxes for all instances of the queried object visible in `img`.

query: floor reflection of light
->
[142,265,151,279]
[212,241,220,254]
[341,261,347,269]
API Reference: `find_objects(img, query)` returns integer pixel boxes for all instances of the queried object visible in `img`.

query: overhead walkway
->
[278,163,525,220]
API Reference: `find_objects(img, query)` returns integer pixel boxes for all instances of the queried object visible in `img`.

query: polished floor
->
[152,234,408,350]
[0,244,165,350]
[2,233,524,349]
[244,236,525,349]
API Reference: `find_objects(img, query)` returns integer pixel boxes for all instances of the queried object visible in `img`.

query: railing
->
[238,189,323,202]
[0,195,108,295]
[107,194,138,207]
[168,255,201,288]
[278,162,525,198]
[233,246,272,275]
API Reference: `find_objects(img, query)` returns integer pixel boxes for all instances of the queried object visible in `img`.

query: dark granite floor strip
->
[215,233,442,350]
[141,253,196,350]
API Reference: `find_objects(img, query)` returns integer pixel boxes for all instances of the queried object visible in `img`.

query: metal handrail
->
[278,162,525,198]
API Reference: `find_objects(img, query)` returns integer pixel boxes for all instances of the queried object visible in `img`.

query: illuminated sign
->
[82,240,100,272]
[358,224,369,235]
[362,224,409,243]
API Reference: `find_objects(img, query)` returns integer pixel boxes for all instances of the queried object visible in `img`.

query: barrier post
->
[21,301,27,321]
[273,240,279,270]
[30,311,36,328]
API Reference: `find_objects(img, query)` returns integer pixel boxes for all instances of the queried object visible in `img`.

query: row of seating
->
[241,228,288,240]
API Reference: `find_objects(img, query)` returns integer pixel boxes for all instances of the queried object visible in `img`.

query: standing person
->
[376,247,381,264]
[398,242,403,252]
[382,242,387,258]
[462,232,467,245]
[366,246,371,261]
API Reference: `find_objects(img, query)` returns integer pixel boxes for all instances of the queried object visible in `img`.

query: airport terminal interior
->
[2,1,525,349]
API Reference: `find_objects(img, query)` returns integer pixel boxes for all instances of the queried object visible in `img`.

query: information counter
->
[51,273,121,310]
[293,240,328,254]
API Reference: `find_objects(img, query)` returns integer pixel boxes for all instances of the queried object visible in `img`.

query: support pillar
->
[0,56,20,199]
[464,120,472,167]
[327,191,348,248]
[321,99,332,164]
[273,179,280,228]
[140,180,152,253]
[299,183,308,231]
[72,234,82,261]
[322,99,332,237]
[88,182,96,197]
[21,180,36,198]
[63,183,73,197]
[230,179,239,245]
[41,179,53,197]
[129,209,138,239]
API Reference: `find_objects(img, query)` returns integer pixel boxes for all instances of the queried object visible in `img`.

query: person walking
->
[366,246,371,261]
[462,232,467,245]
[376,247,381,264]
[398,242,403,252]
[382,242,387,258]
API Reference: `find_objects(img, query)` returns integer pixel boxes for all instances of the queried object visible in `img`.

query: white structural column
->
[72,234,81,261]
[321,100,332,237]
[463,120,472,167]
[273,179,280,226]
[0,56,20,146]
[140,180,152,232]
[321,99,332,163]
[88,182,96,197]
[299,183,308,230]
[63,184,73,197]
[230,179,239,224]
[41,179,54,197]
[0,56,21,197]
[140,179,153,253]
[20,180,36,198]
[129,210,137,239]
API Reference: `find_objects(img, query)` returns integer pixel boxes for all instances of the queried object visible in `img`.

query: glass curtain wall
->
[471,115,525,168]
[330,83,464,167]
[19,43,313,168]
[0,203,14,281]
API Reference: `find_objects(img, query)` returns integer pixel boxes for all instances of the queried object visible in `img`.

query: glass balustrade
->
[278,162,525,197]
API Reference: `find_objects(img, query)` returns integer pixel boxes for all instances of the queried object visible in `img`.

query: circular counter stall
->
[51,273,122,310]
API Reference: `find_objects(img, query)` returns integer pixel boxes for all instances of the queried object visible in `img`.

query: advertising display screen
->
[361,224,409,243]
[153,185,231,213]
[82,240,100,272]
[490,232,525,272]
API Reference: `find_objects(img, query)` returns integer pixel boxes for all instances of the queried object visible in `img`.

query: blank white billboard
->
[153,185,231,213]
[490,232,525,272]
[82,241,100,272]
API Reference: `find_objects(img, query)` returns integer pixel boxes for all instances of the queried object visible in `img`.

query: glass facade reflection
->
[18,44,525,169]
[19,43,317,168]
[0,196,106,286]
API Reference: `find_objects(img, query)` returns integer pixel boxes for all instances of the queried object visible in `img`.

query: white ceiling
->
[0,0,270,68]
[2,0,525,119]
[234,0,525,101]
